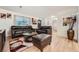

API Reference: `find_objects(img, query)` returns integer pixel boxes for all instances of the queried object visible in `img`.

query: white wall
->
[55,8,78,40]
[44,8,78,40]
[0,8,14,36]
[0,8,38,37]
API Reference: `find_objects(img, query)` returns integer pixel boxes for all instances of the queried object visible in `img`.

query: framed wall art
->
[32,18,37,24]
[0,13,6,19]
[7,13,12,19]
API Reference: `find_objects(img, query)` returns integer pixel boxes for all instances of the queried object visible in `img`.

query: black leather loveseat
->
[36,26,52,35]
[11,26,33,38]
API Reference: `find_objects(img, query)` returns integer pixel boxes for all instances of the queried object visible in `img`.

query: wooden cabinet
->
[0,30,5,52]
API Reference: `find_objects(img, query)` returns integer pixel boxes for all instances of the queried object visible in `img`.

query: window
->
[15,15,32,26]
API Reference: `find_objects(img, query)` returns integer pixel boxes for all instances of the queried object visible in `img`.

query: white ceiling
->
[0,6,78,18]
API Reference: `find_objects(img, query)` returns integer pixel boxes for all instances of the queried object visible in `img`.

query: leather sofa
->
[36,26,52,35]
[11,26,33,38]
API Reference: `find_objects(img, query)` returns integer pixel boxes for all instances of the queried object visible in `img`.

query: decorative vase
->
[67,29,74,40]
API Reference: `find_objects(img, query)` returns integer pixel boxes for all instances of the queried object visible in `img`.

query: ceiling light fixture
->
[19,6,22,8]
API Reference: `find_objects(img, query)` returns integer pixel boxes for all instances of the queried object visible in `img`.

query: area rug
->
[10,37,33,52]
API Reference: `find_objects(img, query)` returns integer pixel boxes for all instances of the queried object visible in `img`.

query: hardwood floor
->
[3,33,79,52]
[23,34,79,52]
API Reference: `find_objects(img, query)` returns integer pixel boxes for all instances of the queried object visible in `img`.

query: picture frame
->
[32,18,37,24]
[7,13,12,19]
[0,13,6,19]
